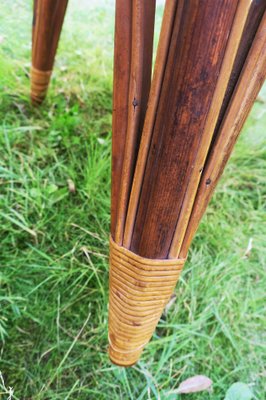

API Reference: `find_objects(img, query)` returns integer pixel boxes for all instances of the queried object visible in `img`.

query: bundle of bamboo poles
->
[31,0,68,105]
[109,0,266,367]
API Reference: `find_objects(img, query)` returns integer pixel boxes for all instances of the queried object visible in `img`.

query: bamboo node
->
[30,66,52,105]
[108,236,186,366]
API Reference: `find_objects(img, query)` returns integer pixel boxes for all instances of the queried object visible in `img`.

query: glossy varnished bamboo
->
[32,0,38,48]
[131,0,238,259]
[169,0,253,258]
[115,0,156,245]
[31,0,68,104]
[123,0,178,248]
[214,0,266,138]
[111,0,132,238]
[180,11,266,257]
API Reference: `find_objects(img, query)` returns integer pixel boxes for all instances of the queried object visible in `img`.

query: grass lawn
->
[0,1,265,399]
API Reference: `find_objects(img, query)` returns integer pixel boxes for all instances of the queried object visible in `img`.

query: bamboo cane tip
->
[30,66,52,105]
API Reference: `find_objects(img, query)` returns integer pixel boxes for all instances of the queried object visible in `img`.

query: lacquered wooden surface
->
[180,11,266,257]
[131,0,239,258]
[32,0,39,47]
[111,0,132,237]
[214,0,266,140]
[169,0,255,258]
[32,0,68,71]
[115,0,156,245]
[108,0,266,367]
[123,0,178,248]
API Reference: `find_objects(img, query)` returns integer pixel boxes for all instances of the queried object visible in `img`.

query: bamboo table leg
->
[108,0,266,367]
[31,0,68,105]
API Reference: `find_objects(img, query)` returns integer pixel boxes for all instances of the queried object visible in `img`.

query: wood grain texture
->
[32,0,39,48]
[111,0,132,238]
[180,11,266,257]
[31,0,68,104]
[123,0,178,248]
[169,0,253,258]
[115,0,156,245]
[108,1,266,368]
[213,0,266,139]
[32,0,68,71]
[131,0,238,259]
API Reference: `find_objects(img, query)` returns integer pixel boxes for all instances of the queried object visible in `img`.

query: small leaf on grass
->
[224,382,253,400]
[97,138,106,145]
[243,238,253,258]
[173,375,212,394]
[67,179,76,193]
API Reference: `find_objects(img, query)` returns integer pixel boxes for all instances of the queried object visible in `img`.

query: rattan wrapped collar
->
[30,66,52,105]
[108,236,186,366]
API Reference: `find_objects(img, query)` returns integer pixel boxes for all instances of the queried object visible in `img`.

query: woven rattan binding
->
[30,66,52,105]
[108,236,186,366]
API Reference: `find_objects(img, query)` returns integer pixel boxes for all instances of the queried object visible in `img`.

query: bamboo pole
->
[123,0,179,248]
[114,0,156,245]
[214,0,266,138]
[111,0,132,238]
[32,0,38,47]
[169,0,254,258]
[31,0,68,105]
[180,11,266,258]
[108,1,266,367]
[130,0,239,258]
